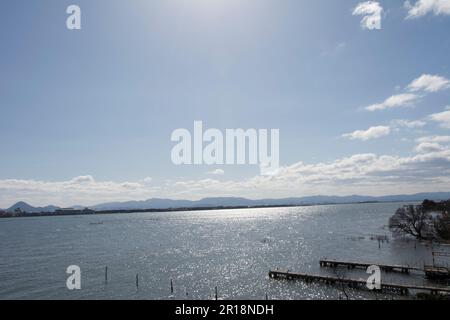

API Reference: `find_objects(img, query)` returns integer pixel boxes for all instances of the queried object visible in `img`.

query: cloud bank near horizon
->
[2,134,450,208]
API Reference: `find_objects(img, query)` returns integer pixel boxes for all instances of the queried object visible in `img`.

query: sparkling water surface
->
[0,202,448,300]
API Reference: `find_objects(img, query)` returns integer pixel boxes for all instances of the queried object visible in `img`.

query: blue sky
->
[1,0,450,207]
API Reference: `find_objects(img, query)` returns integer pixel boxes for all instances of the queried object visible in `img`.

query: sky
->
[1,0,450,207]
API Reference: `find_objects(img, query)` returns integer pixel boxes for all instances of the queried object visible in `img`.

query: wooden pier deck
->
[319,259,421,274]
[268,270,450,296]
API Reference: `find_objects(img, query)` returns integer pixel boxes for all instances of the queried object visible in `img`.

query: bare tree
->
[388,205,432,240]
[434,213,450,241]
[422,199,450,241]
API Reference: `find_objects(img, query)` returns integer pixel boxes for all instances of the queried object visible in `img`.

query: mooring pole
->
[136,274,139,290]
[170,279,174,294]
[215,287,218,300]
[105,266,108,284]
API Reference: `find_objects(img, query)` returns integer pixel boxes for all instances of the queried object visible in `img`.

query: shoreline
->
[0,200,418,220]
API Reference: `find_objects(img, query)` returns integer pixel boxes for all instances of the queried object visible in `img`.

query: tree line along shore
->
[389,199,450,242]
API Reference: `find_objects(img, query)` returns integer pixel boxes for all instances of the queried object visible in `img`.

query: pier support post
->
[136,274,139,290]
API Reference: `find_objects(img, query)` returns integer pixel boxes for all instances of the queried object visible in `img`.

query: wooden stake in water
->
[105,266,108,284]
[136,274,139,290]
[170,279,174,294]
[215,287,218,300]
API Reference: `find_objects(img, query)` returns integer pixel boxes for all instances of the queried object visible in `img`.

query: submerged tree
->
[422,199,450,241]
[388,205,432,240]
[389,200,450,241]
[434,213,450,241]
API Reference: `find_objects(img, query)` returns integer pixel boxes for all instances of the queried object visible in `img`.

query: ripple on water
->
[0,202,447,299]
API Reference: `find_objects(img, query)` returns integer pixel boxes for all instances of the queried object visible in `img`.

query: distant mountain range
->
[3,201,60,213]
[2,192,450,213]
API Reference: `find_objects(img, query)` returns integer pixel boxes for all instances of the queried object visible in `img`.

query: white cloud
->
[429,109,450,128]
[417,135,450,143]
[353,1,384,30]
[207,169,225,175]
[364,74,449,112]
[2,145,450,207]
[143,177,153,184]
[0,176,162,208]
[321,42,347,57]
[415,134,450,154]
[415,142,446,153]
[405,0,450,18]
[69,175,95,184]
[365,93,419,111]
[342,126,391,141]
[407,74,450,93]
[393,119,427,128]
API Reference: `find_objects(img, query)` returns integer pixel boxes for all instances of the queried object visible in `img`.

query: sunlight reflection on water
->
[0,202,448,300]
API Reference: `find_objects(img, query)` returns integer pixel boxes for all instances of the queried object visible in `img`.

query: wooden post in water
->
[105,266,108,284]
[170,279,174,294]
[215,287,218,300]
[136,274,139,290]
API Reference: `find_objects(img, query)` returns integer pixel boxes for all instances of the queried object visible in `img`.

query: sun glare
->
[178,0,248,19]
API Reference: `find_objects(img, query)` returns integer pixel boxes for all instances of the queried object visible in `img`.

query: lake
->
[0,202,448,300]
